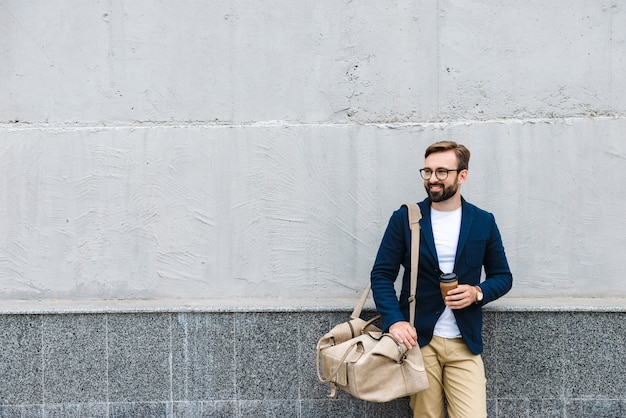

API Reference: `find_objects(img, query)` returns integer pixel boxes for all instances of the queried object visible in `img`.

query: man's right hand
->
[389,321,418,348]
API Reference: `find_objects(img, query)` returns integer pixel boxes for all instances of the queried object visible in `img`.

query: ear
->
[458,169,468,184]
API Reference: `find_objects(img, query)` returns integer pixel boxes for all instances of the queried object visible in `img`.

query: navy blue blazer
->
[370,197,513,354]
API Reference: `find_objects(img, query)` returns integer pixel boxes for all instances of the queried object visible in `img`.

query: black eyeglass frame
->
[419,168,463,181]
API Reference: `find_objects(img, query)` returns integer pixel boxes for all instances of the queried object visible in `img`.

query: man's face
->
[423,150,466,203]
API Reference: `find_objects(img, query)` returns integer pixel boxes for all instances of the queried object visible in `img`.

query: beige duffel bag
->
[316,203,429,402]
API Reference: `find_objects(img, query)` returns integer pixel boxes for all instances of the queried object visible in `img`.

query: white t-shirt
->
[431,206,463,339]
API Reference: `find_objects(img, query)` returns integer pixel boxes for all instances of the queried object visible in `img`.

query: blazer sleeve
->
[370,207,409,331]
[479,213,513,305]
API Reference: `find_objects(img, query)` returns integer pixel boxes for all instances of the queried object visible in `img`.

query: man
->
[370,141,513,417]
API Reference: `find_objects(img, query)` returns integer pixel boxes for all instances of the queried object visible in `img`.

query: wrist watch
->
[474,286,484,304]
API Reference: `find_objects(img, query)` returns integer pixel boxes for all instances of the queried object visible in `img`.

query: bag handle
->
[316,338,360,384]
[353,203,422,325]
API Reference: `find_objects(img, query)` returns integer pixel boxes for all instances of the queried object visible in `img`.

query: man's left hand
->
[444,284,480,309]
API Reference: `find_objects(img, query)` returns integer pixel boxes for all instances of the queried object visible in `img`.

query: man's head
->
[424,141,470,171]
[421,141,470,207]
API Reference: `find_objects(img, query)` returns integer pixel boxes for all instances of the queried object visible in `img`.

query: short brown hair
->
[424,141,470,171]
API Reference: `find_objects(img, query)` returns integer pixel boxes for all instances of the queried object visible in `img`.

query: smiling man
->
[370,141,513,418]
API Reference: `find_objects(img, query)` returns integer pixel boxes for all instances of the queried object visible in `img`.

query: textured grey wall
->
[1,1,625,303]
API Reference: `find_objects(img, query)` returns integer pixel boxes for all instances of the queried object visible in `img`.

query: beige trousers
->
[409,336,487,418]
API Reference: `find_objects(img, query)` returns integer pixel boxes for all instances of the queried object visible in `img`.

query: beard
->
[425,180,459,203]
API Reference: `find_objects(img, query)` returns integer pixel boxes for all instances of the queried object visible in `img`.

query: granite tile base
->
[43,403,108,418]
[107,314,171,403]
[0,310,623,417]
[42,315,108,404]
[0,405,43,418]
[0,315,42,405]
[172,401,237,418]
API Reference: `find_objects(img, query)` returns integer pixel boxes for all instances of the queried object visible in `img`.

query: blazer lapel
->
[454,198,475,270]
[418,201,439,262]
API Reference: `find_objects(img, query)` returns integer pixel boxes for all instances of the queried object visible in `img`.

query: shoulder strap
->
[404,203,422,326]
[353,203,422,325]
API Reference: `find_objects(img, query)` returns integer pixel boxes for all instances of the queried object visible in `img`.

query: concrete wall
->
[2,1,625,305]
[2,2,626,417]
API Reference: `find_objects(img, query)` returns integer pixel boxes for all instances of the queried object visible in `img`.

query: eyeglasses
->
[419,168,462,180]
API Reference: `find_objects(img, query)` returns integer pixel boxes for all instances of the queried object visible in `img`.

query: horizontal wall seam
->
[1,115,625,131]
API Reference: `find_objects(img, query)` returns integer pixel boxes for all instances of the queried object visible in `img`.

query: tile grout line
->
[233,312,240,416]
[40,316,45,409]
[169,313,174,416]
[105,314,110,415]
[494,311,500,417]
[296,312,303,418]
